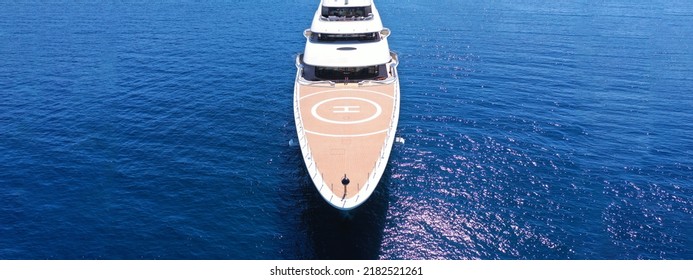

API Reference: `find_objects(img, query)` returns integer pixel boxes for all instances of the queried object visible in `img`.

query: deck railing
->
[355,52,400,203]
[295,55,335,87]
[358,55,399,86]
[294,77,329,200]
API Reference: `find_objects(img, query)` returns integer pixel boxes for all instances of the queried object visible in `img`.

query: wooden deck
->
[295,78,398,204]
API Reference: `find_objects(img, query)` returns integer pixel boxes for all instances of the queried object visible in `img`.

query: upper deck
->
[310,0,383,34]
[303,3,392,69]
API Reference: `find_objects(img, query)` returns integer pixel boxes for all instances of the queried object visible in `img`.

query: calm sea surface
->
[1,0,691,259]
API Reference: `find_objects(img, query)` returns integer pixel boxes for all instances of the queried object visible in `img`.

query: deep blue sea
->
[1,0,692,260]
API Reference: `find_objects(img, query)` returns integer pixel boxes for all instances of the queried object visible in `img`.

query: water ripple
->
[1,0,691,259]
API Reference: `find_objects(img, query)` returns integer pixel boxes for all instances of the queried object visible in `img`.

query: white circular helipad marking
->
[311,97,382,125]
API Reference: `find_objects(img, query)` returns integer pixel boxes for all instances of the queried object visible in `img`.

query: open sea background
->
[1,0,691,259]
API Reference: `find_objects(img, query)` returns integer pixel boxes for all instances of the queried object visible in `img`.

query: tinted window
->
[321,6,372,17]
[315,66,379,81]
[315,32,379,42]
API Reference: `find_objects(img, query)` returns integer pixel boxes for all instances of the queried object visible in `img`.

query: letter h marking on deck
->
[332,105,360,114]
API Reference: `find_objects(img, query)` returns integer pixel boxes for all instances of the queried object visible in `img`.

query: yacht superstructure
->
[294,0,400,210]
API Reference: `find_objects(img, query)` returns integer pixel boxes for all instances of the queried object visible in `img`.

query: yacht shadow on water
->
[299,173,390,260]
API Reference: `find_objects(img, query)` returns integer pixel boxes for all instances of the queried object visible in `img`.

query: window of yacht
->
[321,6,373,20]
[315,66,380,81]
[315,32,379,42]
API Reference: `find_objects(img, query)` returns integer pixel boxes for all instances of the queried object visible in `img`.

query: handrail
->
[298,79,336,87]
[295,89,328,193]
[294,56,323,193]
[361,52,400,196]
[358,52,399,87]
[295,55,336,87]
[358,76,396,86]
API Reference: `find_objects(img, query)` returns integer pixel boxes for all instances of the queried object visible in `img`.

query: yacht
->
[294,0,400,210]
